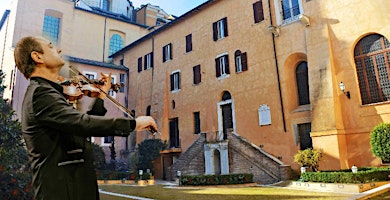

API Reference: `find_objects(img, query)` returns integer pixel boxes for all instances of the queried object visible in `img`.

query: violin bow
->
[69,65,160,135]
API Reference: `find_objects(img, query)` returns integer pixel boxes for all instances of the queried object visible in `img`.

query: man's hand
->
[98,73,112,99]
[135,116,158,133]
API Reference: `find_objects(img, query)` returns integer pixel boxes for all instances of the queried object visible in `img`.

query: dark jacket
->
[21,77,135,200]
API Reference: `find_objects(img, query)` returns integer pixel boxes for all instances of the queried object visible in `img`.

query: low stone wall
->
[286,181,390,193]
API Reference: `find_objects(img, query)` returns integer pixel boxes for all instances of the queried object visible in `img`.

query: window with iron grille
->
[109,34,123,57]
[296,61,310,105]
[354,34,390,105]
[42,15,60,45]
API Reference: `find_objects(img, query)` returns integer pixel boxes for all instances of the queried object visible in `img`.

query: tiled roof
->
[66,56,128,71]
[110,0,216,58]
[74,6,147,28]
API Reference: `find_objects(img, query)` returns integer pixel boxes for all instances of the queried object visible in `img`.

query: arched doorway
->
[218,91,235,140]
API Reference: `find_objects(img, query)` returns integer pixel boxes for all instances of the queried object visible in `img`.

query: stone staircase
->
[169,132,291,184]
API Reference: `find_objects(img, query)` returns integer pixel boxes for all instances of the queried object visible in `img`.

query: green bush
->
[370,123,390,162]
[0,170,33,200]
[300,167,390,183]
[293,148,322,172]
[180,173,253,186]
[137,139,167,171]
[95,170,132,180]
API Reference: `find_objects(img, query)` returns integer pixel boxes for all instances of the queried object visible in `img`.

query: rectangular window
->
[169,118,180,148]
[253,1,264,23]
[144,52,153,70]
[235,51,248,73]
[42,15,60,45]
[186,34,192,53]
[119,73,125,93]
[137,57,142,72]
[193,65,201,85]
[215,54,230,78]
[170,71,180,91]
[213,17,228,41]
[104,74,116,98]
[103,136,113,144]
[194,112,200,134]
[163,43,172,62]
[236,56,242,72]
[282,0,301,20]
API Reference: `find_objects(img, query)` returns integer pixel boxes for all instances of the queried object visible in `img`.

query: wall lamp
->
[339,82,350,99]
[267,25,280,37]
[299,14,311,26]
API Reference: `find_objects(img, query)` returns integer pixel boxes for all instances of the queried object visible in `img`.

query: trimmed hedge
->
[180,173,253,186]
[300,167,390,184]
[96,170,132,180]
[95,170,153,180]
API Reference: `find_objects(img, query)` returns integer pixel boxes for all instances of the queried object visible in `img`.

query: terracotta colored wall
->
[116,0,390,171]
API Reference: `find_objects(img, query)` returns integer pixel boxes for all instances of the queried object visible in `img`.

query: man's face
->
[36,38,65,69]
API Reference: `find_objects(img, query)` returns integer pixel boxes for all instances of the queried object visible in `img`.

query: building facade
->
[110,0,390,178]
[0,0,161,164]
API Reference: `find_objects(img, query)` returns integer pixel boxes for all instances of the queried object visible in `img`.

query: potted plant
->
[370,123,390,164]
[293,148,323,173]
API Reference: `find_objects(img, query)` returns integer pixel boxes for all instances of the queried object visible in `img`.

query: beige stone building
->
[0,0,167,164]
[109,0,390,181]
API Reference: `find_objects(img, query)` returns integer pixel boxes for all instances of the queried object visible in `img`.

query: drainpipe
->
[268,0,286,132]
[102,17,107,62]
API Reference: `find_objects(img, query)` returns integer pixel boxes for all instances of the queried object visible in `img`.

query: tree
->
[293,148,323,172]
[92,143,106,170]
[0,70,28,171]
[137,139,167,171]
[0,70,32,199]
[370,122,390,163]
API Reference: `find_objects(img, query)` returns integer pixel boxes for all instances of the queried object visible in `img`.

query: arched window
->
[146,106,151,116]
[354,34,390,105]
[222,91,231,101]
[296,61,310,105]
[109,34,123,56]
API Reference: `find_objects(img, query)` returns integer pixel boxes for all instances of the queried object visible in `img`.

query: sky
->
[0,0,209,17]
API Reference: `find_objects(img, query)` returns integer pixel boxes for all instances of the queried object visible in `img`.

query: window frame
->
[215,53,230,79]
[213,17,228,41]
[273,0,303,25]
[170,70,181,92]
[163,43,172,62]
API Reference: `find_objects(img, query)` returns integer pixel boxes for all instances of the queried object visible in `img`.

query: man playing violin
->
[14,36,158,200]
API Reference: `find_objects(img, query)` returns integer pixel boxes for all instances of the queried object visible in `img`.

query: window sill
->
[217,74,230,80]
[171,89,181,93]
[292,104,310,113]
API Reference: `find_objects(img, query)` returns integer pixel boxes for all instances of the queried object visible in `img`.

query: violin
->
[59,76,122,102]
[67,66,159,135]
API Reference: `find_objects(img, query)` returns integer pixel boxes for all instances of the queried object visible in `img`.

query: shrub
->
[300,167,390,184]
[293,148,322,172]
[92,143,106,170]
[180,174,253,186]
[137,139,167,171]
[370,123,390,162]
